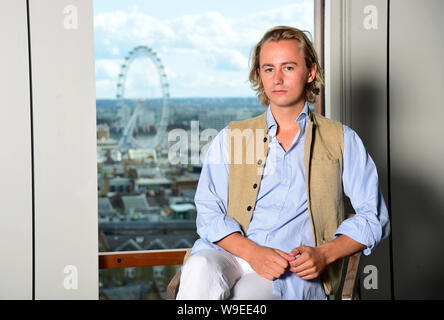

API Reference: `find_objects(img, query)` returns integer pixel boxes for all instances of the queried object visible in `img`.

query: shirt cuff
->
[334,215,380,256]
[203,215,245,244]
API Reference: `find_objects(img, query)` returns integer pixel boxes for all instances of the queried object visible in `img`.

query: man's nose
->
[273,69,283,85]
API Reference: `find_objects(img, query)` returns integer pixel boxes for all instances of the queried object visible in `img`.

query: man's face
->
[259,39,316,109]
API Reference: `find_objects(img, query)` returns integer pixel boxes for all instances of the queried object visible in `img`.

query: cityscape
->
[97,97,264,299]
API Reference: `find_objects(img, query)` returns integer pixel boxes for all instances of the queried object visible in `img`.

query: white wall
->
[0,0,98,299]
[0,0,33,300]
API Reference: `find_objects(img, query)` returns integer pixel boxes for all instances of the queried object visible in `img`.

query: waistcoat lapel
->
[227,111,269,234]
[304,108,318,246]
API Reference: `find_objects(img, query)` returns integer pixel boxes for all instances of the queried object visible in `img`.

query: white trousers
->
[176,249,281,300]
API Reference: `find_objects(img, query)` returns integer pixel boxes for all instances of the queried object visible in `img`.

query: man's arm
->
[288,235,365,280]
[288,125,390,280]
[216,232,293,281]
[194,128,244,244]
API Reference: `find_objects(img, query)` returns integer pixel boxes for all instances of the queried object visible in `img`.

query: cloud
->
[94,2,314,97]
[95,59,121,80]
[111,47,120,56]
[94,3,312,56]
[96,79,116,98]
[94,10,129,36]
[207,48,249,71]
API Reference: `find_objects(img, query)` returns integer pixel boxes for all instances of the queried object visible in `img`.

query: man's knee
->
[178,250,237,300]
[182,252,213,274]
[231,273,280,300]
[182,250,230,278]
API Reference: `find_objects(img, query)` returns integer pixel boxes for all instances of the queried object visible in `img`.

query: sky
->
[93,0,314,99]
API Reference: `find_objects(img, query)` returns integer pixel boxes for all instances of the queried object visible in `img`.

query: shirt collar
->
[266,101,309,137]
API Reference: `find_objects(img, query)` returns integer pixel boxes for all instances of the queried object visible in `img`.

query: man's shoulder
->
[312,112,344,137]
[312,112,343,127]
[311,112,345,153]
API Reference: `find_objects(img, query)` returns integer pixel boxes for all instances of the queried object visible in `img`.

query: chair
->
[166,250,362,300]
[337,251,362,300]
[166,268,182,299]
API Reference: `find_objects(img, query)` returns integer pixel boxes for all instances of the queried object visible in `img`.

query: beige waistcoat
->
[226,107,345,295]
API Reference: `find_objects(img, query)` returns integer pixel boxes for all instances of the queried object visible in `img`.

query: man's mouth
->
[272,89,287,94]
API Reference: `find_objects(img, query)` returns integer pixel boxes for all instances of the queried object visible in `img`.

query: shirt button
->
[247,206,252,211]
[257,159,263,165]
[253,183,258,189]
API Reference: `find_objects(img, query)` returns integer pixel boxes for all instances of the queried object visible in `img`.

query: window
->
[95,0,315,300]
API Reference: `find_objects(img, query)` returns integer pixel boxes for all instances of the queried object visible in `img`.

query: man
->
[176,26,390,300]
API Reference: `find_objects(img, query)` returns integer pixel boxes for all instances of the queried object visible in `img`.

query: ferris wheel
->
[116,45,170,151]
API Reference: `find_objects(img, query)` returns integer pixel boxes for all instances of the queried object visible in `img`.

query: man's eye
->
[284,66,294,71]
[264,68,273,72]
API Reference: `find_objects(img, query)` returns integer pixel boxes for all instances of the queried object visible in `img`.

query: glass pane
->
[94,0,314,300]
[99,265,180,300]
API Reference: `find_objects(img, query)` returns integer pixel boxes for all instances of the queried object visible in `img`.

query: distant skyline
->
[93,0,314,99]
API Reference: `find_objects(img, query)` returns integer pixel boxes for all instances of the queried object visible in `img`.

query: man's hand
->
[288,246,328,280]
[215,232,294,281]
[288,235,366,280]
[245,246,293,281]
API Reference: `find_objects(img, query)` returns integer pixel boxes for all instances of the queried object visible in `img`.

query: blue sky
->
[93,0,314,99]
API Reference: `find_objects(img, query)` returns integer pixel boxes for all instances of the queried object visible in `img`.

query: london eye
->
[115,45,170,151]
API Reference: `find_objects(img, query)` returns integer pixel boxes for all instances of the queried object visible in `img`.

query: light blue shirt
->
[190,102,391,300]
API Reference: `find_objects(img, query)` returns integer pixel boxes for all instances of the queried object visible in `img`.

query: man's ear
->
[307,63,317,83]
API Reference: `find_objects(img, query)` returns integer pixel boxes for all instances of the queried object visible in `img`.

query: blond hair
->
[249,26,324,105]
